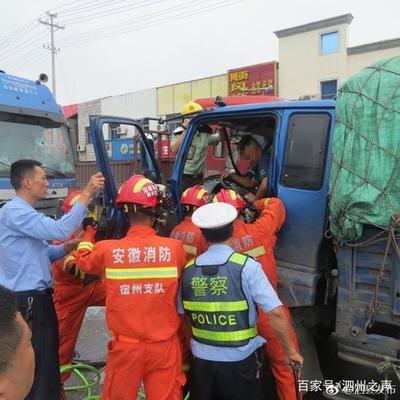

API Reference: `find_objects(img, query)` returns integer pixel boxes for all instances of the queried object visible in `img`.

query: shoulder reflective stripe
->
[183,244,198,255]
[244,246,266,258]
[185,259,195,269]
[77,241,94,251]
[192,326,257,342]
[105,266,178,280]
[264,199,270,208]
[229,253,247,266]
[62,255,75,270]
[183,300,248,312]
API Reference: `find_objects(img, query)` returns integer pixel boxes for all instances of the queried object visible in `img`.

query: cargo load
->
[329,56,400,242]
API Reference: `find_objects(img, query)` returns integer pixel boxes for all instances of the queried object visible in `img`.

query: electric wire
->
[58,0,166,24]
[57,0,203,43]
[0,29,48,59]
[51,0,122,14]
[57,0,130,18]
[0,19,42,51]
[62,0,243,47]
[56,52,73,104]
[2,0,244,76]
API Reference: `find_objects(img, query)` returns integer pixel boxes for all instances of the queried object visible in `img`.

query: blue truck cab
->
[91,99,399,397]
[0,72,76,215]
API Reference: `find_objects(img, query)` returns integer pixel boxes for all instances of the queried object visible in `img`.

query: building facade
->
[275,14,400,100]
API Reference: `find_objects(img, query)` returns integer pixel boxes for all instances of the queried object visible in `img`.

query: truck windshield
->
[0,112,75,177]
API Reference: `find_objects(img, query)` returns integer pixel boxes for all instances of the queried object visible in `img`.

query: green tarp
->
[329,56,400,242]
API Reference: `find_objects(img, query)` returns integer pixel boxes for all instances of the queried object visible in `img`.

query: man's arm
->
[267,307,304,367]
[47,244,66,262]
[249,197,286,236]
[170,132,186,154]
[244,260,303,367]
[227,173,257,190]
[6,173,104,242]
[253,176,268,201]
[7,203,87,242]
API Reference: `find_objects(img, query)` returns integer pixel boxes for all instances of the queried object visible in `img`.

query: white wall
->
[278,24,349,99]
[347,48,400,77]
[101,88,157,119]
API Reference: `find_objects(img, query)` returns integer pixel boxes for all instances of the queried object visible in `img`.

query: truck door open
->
[89,115,162,236]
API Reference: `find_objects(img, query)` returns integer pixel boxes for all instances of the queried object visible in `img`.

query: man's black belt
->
[183,173,203,179]
[15,287,53,296]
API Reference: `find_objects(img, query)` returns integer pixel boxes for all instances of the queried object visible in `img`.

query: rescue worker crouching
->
[169,184,209,382]
[75,175,187,400]
[178,202,303,400]
[213,188,301,400]
[52,191,106,400]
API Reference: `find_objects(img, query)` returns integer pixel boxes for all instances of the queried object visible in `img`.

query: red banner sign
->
[228,62,277,96]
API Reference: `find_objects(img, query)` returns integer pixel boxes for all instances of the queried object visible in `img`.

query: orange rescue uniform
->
[231,198,300,400]
[52,239,106,400]
[169,216,206,372]
[75,225,187,400]
[170,216,207,259]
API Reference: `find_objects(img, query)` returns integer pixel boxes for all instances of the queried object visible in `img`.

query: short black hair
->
[201,223,233,243]
[0,285,23,373]
[10,159,42,190]
[237,136,259,155]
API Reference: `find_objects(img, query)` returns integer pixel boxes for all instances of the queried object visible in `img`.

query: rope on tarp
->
[328,56,400,244]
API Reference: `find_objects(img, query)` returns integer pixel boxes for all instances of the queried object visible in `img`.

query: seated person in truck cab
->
[170,101,224,192]
[224,133,273,201]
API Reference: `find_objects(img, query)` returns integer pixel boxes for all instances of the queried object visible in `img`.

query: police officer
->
[178,202,303,400]
[214,189,300,400]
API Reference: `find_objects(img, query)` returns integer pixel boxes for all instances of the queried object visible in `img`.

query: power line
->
[11,52,46,75]
[0,29,48,59]
[51,0,119,14]
[58,0,217,45]
[56,53,73,104]
[58,0,162,24]
[0,20,43,52]
[57,0,129,18]
[59,0,242,47]
[2,47,44,70]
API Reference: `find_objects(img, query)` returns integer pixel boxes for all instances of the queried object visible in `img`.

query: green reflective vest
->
[181,252,257,347]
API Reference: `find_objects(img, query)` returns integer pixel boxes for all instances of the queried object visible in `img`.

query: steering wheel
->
[200,175,260,219]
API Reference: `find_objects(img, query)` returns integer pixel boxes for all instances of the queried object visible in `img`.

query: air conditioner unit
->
[76,144,86,152]
[116,126,128,136]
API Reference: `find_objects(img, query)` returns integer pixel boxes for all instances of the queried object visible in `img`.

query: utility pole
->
[39,12,65,99]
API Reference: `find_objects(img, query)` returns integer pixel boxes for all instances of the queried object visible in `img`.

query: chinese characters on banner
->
[228,62,277,96]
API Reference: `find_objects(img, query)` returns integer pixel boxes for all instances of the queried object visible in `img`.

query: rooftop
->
[274,13,353,38]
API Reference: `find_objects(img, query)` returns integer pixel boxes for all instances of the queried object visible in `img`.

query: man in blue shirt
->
[178,202,303,400]
[225,134,273,201]
[0,159,104,400]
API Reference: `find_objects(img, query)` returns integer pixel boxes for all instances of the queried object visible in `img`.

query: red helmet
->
[116,175,159,208]
[180,185,208,207]
[213,189,246,212]
[62,191,83,213]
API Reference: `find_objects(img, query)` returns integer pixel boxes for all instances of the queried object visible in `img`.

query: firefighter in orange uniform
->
[170,185,208,259]
[75,175,187,400]
[169,185,208,377]
[213,189,300,400]
[52,191,106,400]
